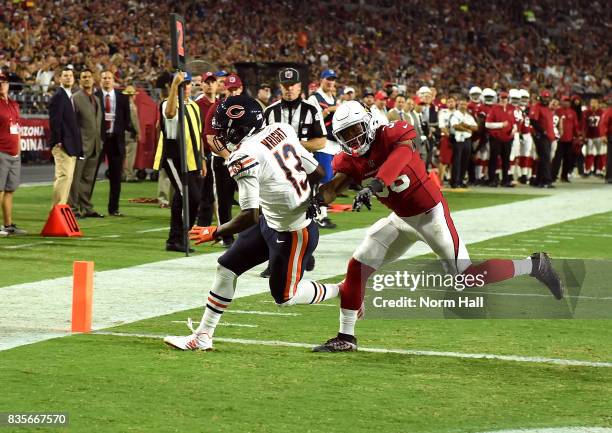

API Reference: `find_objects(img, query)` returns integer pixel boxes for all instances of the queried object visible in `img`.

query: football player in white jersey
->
[164,96,340,351]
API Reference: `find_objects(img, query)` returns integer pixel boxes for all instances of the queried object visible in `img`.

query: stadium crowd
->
[1,0,610,97]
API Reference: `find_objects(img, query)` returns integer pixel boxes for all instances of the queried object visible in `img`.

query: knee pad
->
[353,217,400,269]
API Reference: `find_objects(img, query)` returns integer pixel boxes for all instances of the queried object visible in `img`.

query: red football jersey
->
[520,107,533,134]
[583,108,604,138]
[332,121,442,217]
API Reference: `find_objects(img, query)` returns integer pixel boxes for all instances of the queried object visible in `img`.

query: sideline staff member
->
[154,71,203,252]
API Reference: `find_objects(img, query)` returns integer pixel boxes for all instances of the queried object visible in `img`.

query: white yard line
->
[226,310,300,316]
[170,320,258,328]
[2,187,612,352]
[93,331,612,369]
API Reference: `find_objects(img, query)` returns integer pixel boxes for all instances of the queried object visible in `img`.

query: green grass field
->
[1,180,611,433]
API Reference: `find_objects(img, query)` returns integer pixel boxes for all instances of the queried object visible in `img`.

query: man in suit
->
[49,67,82,206]
[96,70,132,216]
[122,85,140,182]
[69,69,103,217]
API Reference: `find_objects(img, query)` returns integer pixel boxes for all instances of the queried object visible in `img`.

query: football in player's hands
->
[352,187,373,212]
[189,225,219,245]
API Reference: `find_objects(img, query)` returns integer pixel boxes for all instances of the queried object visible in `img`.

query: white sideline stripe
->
[226,310,300,317]
[2,187,612,352]
[170,320,258,328]
[137,227,168,233]
[93,331,612,368]
[478,428,612,433]
[3,241,55,249]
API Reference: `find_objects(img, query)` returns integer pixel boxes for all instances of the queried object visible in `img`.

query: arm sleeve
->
[161,101,178,140]
[48,93,62,145]
[376,145,413,186]
[236,176,260,210]
[332,152,355,178]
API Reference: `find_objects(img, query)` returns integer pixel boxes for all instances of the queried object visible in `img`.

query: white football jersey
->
[227,122,319,232]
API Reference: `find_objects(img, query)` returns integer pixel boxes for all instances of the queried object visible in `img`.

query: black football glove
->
[306,185,324,219]
[352,187,373,212]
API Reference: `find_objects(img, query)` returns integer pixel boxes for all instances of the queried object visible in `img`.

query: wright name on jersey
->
[227,122,319,232]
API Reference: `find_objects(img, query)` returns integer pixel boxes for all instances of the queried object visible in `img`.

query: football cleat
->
[530,252,564,300]
[315,217,337,229]
[312,333,358,352]
[163,318,213,351]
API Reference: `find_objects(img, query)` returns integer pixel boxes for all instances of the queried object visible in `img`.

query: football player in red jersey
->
[582,98,606,176]
[312,101,563,352]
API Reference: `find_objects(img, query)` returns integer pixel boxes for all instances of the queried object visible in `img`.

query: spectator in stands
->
[0,72,26,236]
[255,83,271,110]
[49,67,82,206]
[122,85,140,182]
[69,68,104,218]
[96,70,133,216]
[371,91,389,126]
[340,87,355,104]
[35,58,56,93]
[387,94,409,122]
[362,88,375,110]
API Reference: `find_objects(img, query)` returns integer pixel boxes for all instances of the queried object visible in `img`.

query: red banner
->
[20,118,51,162]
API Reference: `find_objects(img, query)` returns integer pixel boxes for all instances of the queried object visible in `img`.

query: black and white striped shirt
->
[263,98,326,141]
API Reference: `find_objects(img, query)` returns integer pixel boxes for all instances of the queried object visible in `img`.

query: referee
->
[264,68,326,153]
[258,67,325,277]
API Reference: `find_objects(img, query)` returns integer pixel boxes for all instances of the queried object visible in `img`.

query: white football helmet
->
[509,89,521,105]
[482,88,497,105]
[519,89,530,107]
[332,101,377,157]
[417,86,432,96]
[469,86,482,102]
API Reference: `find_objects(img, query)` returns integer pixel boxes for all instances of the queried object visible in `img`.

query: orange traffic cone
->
[41,205,82,237]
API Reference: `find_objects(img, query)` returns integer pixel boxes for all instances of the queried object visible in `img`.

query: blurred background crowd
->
[1,0,610,105]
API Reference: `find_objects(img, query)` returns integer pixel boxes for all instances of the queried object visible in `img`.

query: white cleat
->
[163,318,213,351]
